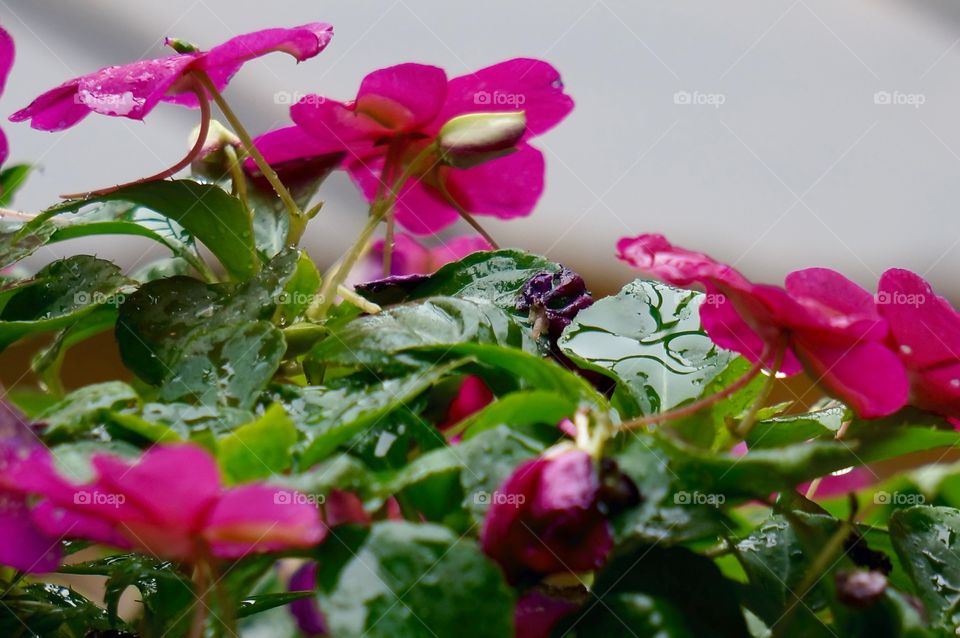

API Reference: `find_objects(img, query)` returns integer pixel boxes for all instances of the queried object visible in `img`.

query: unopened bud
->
[438,111,526,168]
[165,37,200,54]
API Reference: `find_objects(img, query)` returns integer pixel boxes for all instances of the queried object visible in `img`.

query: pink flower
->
[10,24,333,131]
[0,25,13,166]
[480,448,612,582]
[255,59,573,234]
[0,400,61,573]
[371,233,493,277]
[439,375,495,431]
[17,444,326,562]
[617,234,909,418]
[877,269,960,417]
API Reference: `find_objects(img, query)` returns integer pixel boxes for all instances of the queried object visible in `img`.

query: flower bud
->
[480,448,612,582]
[164,37,200,54]
[438,111,526,167]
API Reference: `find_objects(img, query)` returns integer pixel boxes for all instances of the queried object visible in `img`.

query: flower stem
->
[734,344,787,439]
[307,143,439,320]
[61,77,211,199]
[620,351,769,430]
[193,71,306,244]
[436,180,499,249]
[383,209,396,277]
[188,560,211,638]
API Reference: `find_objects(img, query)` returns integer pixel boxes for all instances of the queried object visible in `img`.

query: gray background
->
[2,0,959,295]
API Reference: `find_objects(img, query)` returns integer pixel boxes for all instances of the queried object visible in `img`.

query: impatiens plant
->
[2,18,960,638]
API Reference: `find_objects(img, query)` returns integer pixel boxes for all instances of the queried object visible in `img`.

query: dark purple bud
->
[354,274,431,306]
[289,561,327,636]
[514,589,581,638]
[516,267,593,340]
[596,458,642,517]
[835,570,887,608]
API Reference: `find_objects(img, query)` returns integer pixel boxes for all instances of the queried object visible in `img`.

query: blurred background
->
[2,0,960,296]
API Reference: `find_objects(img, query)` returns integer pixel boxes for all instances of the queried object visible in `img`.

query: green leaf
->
[564,544,750,637]
[0,583,115,637]
[319,521,514,638]
[237,591,314,619]
[458,389,578,439]
[558,278,735,418]
[0,255,129,351]
[614,436,729,545]
[276,251,321,325]
[157,319,285,409]
[889,506,960,631]
[0,215,56,269]
[356,249,561,312]
[296,361,466,468]
[457,426,543,524]
[117,250,299,397]
[0,163,31,206]
[736,514,837,633]
[32,305,117,397]
[39,381,140,443]
[746,405,845,449]
[60,554,194,638]
[308,296,537,372]
[41,180,257,279]
[219,403,297,482]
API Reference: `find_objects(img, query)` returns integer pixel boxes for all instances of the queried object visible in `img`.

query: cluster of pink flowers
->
[617,233,960,420]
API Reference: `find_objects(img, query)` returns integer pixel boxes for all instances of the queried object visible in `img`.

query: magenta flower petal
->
[324,490,370,528]
[30,500,132,551]
[0,498,62,573]
[514,591,579,638]
[796,339,909,419]
[79,55,199,118]
[172,23,333,108]
[878,268,960,370]
[699,292,802,374]
[0,25,12,165]
[289,561,327,636]
[9,80,91,131]
[913,363,960,416]
[439,375,494,430]
[13,24,334,128]
[291,98,389,153]
[445,143,545,222]
[93,445,222,531]
[250,125,342,166]
[354,63,447,131]
[203,485,326,558]
[432,235,494,264]
[432,58,574,139]
[0,26,13,95]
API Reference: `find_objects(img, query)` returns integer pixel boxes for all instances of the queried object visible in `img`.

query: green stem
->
[188,560,211,638]
[307,143,439,320]
[193,71,305,244]
[223,143,251,219]
[436,180,499,249]
[735,343,787,439]
[383,209,396,277]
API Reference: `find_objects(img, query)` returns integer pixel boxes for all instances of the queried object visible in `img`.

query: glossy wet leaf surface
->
[557,278,735,418]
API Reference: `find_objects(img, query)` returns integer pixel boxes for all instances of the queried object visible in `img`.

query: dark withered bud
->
[835,570,887,608]
[516,267,593,340]
[596,458,642,517]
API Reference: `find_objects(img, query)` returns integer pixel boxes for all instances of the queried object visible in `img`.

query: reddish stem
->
[60,77,211,199]
[620,347,772,430]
